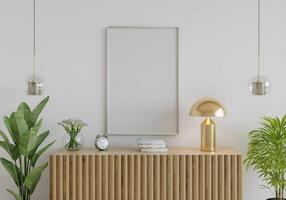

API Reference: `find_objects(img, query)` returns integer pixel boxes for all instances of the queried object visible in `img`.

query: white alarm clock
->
[95,135,109,151]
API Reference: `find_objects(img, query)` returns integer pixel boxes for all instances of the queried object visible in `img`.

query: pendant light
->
[249,0,271,95]
[27,0,42,95]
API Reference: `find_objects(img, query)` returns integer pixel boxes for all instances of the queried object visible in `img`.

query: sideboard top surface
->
[51,147,241,156]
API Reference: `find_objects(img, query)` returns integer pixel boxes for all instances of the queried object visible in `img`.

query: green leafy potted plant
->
[244,115,286,200]
[58,119,87,151]
[0,96,55,200]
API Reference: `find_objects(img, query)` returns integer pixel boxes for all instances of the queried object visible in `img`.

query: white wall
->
[0,0,286,199]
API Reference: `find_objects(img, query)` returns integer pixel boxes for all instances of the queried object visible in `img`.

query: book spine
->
[136,139,165,144]
[137,141,166,144]
[138,144,167,148]
[140,148,168,152]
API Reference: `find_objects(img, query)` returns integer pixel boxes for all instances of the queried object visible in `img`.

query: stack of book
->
[136,139,168,152]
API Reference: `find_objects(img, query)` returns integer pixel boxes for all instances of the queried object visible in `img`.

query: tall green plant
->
[244,115,286,199]
[0,97,55,200]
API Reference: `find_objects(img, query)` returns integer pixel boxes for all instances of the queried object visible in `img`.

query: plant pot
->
[62,132,84,151]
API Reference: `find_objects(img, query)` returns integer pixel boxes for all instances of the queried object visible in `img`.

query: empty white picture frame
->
[107,27,179,135]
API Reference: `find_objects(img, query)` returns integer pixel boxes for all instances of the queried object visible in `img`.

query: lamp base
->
[201,118,216,152]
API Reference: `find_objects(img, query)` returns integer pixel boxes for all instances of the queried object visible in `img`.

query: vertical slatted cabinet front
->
[50,150,242,200]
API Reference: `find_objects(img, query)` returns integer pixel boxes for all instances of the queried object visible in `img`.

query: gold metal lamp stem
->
[201,117,216,152]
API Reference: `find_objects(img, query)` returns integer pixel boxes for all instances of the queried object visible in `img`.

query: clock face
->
[96,136,109,150]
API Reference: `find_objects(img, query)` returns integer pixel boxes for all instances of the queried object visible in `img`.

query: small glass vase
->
[62,132,84,151]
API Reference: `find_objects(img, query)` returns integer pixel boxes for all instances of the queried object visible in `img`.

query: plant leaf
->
[31,140,56,167]
[30,96,49,124]
[0,141,20,160]
[4,116,19,145]
[17,102,34,128]
[14,111,28,135]
[32,119,43,135]
[0,158,22,186]
[29,131,49,158]
[17,102,31,113]
[0,129,9,142]
[244,114,286,198]
[19,129,38,157]
[24,162,48,194]
[7,189,21,200]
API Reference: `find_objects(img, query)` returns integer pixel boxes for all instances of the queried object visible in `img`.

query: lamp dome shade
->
[189,98,226,117]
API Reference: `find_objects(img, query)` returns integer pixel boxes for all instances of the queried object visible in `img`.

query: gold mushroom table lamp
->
[190,98,226,152]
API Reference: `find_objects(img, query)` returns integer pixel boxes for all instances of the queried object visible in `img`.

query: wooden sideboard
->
[50,148,242,200]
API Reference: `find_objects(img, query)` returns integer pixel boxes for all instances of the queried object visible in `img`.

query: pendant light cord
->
[257,0,261,80]
[33,0,36,79]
